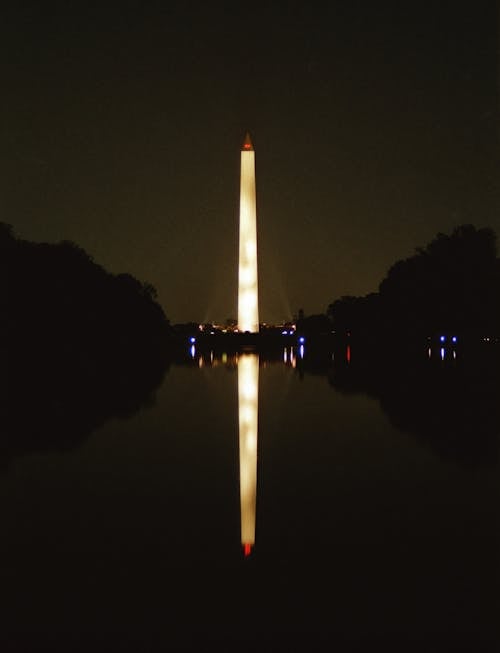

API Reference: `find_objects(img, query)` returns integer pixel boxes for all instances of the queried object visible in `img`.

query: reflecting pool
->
[1,346,498,652]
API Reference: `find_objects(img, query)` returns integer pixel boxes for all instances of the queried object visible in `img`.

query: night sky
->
[2,2,498,324]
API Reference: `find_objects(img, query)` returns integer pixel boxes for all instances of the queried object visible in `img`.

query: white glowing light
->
[241,378,257,401]
[239,267,254,285]
[238,354,259,554]
[246,434,257,452]
[237,137,259,333]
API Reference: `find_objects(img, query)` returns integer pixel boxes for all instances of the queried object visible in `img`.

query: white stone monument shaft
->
[237,132,259,333]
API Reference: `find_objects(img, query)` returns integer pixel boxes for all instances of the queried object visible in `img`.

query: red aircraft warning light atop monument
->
[242,131,254,151]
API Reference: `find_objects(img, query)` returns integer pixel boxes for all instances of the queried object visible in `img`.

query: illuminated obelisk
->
[238,353,259,556]
[238,132,259,333]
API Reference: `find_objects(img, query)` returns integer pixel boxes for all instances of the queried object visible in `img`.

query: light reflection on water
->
[237,354,258,556]
[1,342,497,651]
[189,339,496,576]
[198,350,279,556]
[427,345,458,360]
[189,348,295,555]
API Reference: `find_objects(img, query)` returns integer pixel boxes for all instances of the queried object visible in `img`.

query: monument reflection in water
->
[191,345,300,556]
[237,353,259,557]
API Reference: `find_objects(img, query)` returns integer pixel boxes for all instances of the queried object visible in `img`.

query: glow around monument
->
[237,132,259,333]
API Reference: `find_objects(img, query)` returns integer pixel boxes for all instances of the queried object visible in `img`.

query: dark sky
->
[2,1,499,324]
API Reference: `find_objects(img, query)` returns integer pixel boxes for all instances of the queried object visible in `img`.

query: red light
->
[244,144,251,149]
[243,543,252,556]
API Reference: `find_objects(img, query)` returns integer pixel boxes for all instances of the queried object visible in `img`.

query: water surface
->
[1,347,497,651]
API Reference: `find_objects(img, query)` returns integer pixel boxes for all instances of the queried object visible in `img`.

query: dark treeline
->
[150,223,500,356]
[294,349,499,468]
[327,224,500,350]
[1,223,173,466]
[296,224,500,468]
[4,221,500,464]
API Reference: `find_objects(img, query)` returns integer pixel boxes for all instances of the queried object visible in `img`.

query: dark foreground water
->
[1,346,498,652]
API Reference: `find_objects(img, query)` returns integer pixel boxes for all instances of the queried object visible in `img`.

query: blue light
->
[452,336,457,343]
[282,330,288,335]
[298,337,305,344]
[440,335,445,342]
[189,337,196,343]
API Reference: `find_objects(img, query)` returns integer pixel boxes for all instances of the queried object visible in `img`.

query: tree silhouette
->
[328,224,500,346]
[1,223,174,466]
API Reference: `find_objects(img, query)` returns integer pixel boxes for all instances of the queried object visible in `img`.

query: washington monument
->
[237,132,259,333]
